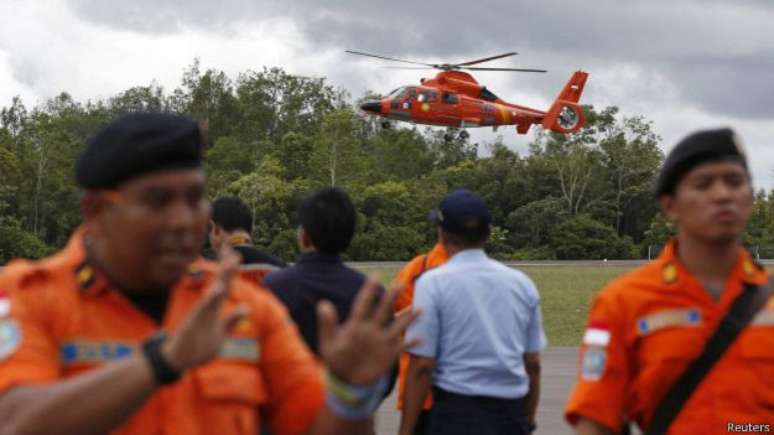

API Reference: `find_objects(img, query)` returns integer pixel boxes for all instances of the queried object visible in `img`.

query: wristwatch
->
[142,332,181,385]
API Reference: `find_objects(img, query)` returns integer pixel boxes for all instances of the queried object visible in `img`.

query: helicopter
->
[349,50,588,138]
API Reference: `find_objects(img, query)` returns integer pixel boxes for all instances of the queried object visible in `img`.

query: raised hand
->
[317,279,420,386]
[161,246,248,372]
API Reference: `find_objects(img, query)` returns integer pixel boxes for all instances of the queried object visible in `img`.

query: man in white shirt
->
[399,189,547,435]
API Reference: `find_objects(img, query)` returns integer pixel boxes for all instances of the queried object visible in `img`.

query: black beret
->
[76,113,204,189]
[655,128,748,196]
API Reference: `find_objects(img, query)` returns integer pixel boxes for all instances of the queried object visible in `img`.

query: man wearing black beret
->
[0,112,417,435]
[566,128,774,434]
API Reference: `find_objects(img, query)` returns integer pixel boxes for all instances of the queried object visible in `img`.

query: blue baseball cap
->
[429,189,491,236]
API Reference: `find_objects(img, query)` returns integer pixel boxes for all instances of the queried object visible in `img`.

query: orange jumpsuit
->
[565,240,774,433]
[0,230,324,435]
[393,243,448,410]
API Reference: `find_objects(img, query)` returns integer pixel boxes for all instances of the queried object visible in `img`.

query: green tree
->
[598,111,663,240]
[506,197,568,249]
[640,213,676,258]
[309,108,367,189]
[550,214,635,260]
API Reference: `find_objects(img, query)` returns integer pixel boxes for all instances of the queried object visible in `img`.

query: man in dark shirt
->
[209,196,287,269]
[263,187,372,355]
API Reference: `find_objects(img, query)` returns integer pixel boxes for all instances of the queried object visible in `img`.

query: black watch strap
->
[142,332,181,385]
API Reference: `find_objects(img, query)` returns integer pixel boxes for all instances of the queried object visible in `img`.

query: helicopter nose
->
[360,101,382,114]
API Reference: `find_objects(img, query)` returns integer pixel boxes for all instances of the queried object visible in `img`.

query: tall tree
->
[309,108,367,189]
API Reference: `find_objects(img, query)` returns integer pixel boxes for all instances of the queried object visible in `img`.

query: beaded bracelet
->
[325,371,389,420]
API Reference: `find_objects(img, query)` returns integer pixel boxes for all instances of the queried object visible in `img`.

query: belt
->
[432,387,526,407]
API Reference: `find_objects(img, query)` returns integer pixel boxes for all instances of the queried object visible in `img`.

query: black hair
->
[211,196,253,233]
[442,225,490,247]
[298,188,356,254]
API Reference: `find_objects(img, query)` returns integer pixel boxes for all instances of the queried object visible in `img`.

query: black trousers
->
[413,409,431,435]
[428,387,530,435]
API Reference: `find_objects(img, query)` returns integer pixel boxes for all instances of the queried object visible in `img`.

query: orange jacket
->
[393,243,449,410]
[565,240,774,434]
[0,230,324,435]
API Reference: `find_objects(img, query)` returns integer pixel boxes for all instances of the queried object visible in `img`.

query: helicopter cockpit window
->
[442,92,459,104]
[480,87,499,102]
[407,87,417,100]
[388,88,407,99]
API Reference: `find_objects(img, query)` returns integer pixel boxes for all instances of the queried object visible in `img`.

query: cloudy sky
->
[1,0,772,187]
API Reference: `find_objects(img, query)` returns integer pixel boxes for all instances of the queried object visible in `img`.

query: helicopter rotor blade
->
[463,67,547,73]
[345,50,435,67]
[454,52,518,67]
[382,66,439,70]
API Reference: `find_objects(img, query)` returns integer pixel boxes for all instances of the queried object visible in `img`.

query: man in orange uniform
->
[0,113,417,435]
[394,228,448,435]
[565,128,774,434]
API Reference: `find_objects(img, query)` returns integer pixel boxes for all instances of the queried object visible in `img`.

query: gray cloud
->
[65,0,774,119]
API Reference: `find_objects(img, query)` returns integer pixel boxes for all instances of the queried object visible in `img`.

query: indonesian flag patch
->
[0,290,9,318]
[582,321,611,347]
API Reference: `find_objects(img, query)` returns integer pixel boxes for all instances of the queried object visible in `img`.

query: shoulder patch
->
[581,346,607,381]
[0,319,21,360]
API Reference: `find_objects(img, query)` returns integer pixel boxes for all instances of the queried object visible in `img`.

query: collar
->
[228,234,252,247]
[658,238,767,287]
[58,227,108,296]
[297,251,343,265]
[448,248,488,264]
[67,227,206,296]
[428,243,449,260]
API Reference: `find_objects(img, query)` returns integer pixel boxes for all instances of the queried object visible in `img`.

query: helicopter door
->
[437,92,460,126]
[389,87,412,121]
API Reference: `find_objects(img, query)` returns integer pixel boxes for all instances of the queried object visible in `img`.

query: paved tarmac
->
[375,346,581,435]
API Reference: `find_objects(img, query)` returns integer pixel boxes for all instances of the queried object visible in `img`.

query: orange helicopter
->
[349,50,588,137]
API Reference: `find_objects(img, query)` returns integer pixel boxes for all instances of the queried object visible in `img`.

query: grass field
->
[356,265,635,346]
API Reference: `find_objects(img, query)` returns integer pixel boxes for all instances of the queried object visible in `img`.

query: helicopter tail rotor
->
[542,71,589,133]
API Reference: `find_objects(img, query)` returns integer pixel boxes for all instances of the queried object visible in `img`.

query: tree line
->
[2,60,774,263]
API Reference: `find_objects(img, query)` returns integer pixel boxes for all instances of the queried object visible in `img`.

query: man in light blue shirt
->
[399,189,546,435]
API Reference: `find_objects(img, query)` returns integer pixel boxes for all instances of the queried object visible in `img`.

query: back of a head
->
[298,188,356,254]
[431,189,492,247]
[212,196,253,234]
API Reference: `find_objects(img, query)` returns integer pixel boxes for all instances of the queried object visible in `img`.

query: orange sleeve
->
[565,290,630,433]
[0,279,61,393]
[256,292,325,435]
[393,255,425,313]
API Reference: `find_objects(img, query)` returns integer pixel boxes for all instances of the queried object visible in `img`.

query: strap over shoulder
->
[647,277,774,435]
